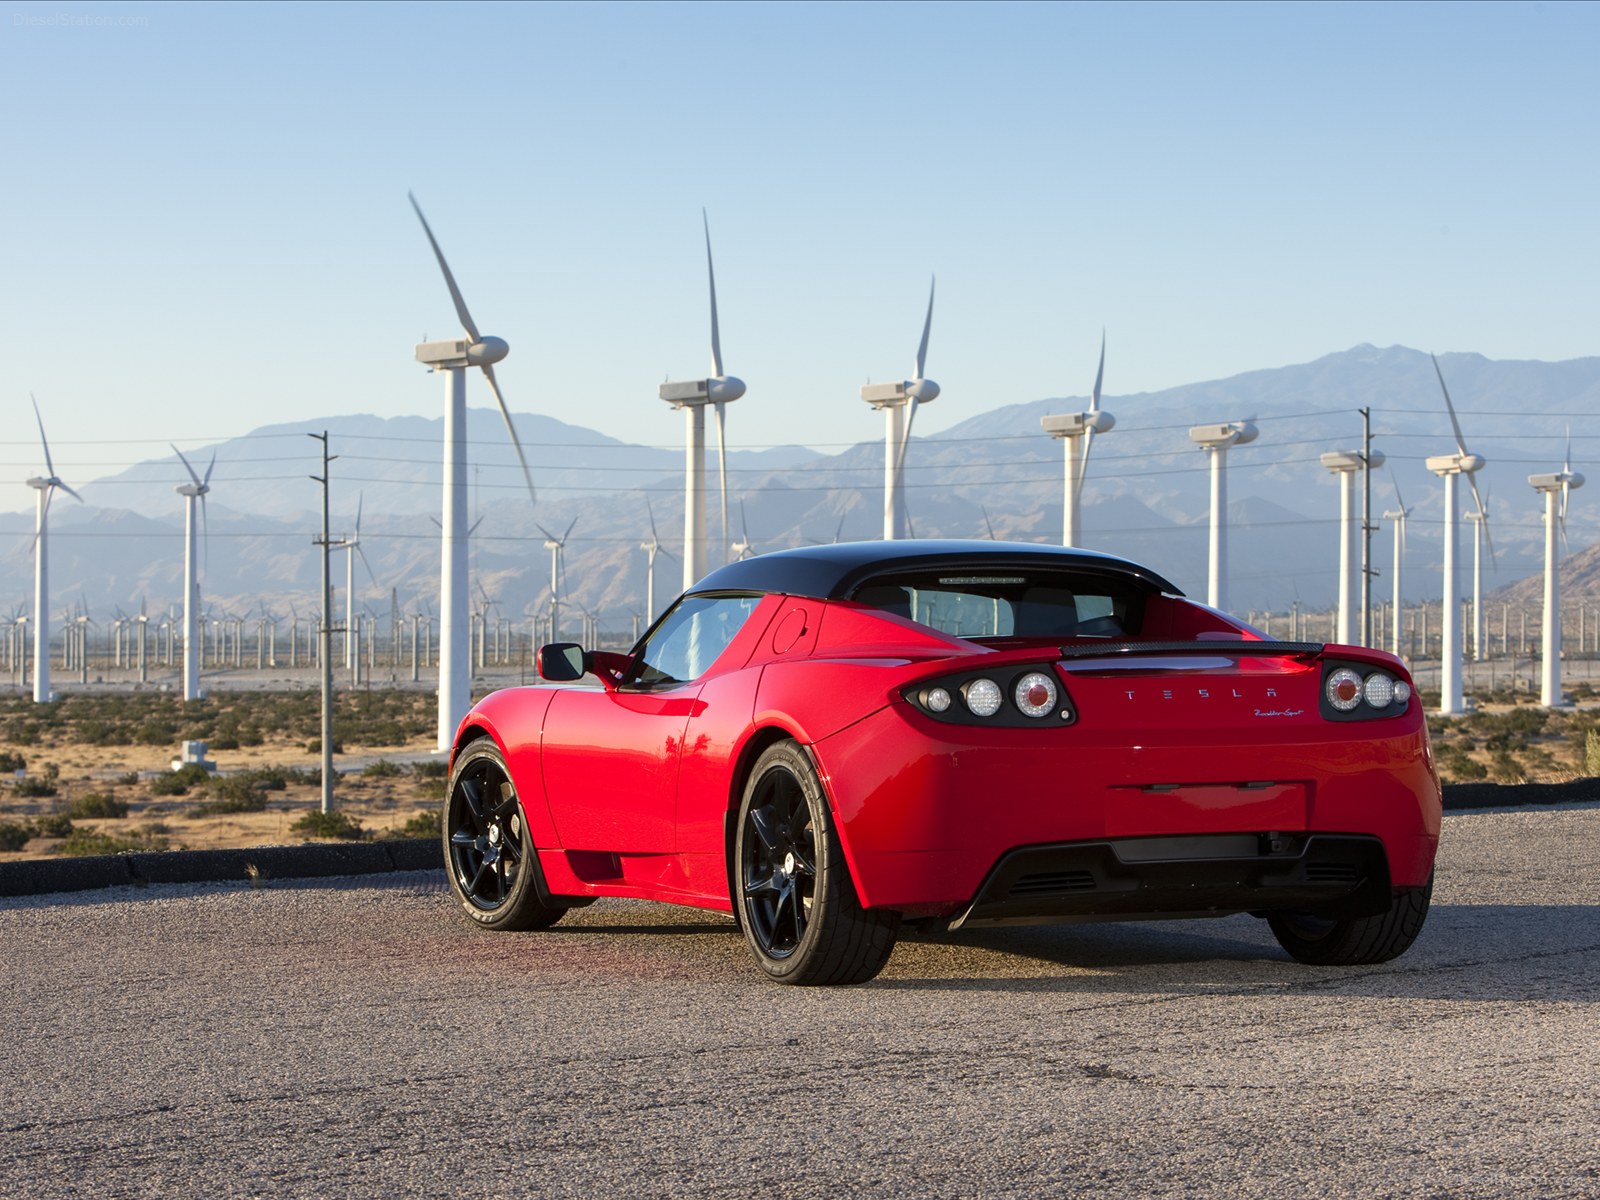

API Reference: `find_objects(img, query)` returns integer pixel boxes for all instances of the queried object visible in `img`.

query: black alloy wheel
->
[741,759,818,960]
[444,739,565,931]
[734,741,899,985]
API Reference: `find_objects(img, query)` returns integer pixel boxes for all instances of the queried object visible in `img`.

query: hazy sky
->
[3,0,1596,500]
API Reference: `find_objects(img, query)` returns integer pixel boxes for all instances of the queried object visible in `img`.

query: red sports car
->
[443,541,1440,985]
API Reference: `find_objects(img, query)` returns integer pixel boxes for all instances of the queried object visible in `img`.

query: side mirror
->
[537,643,586,682]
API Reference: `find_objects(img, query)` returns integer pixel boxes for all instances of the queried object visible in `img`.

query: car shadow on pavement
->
[874,903,1600,1001]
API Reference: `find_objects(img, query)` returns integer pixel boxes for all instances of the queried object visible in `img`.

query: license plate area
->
[1106,782,1308,838]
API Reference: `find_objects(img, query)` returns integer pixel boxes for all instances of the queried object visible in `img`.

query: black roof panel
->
[689,540,1183,601]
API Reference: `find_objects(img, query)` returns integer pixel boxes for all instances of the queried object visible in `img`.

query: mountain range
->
[6,344,1599,637]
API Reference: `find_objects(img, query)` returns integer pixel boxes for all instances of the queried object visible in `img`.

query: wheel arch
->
[720,722,873,920]
[449,701,561,850]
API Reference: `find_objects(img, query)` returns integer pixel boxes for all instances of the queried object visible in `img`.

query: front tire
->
[444,739,565,931]
[1268,875,1432,965]
[734,741,899,985]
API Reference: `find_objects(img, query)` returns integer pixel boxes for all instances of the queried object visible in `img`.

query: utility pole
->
[309,432,337,814]
[1360,406,1375,647]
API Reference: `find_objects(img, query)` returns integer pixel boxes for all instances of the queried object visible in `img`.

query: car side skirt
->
[948,833,1394,930]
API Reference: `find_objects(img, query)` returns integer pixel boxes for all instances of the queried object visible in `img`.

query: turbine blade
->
[894,397,920,482]
[714,401,729,560]
[981,505,996,540]
[535,522,558,543]
[31,395,57,480]
[1565,425,1573,474]
[171,443,204,487]
[1074,425,1094,510]
[408,191,482,343]
[355,543,380,589]
[202,452,216,487]
[914,275,935,380]
[704,209,724,379]
[480,362,537,504]
[562,516,578,542]
[355,492,364,537]
[647,497,660,544]
[1090,329,1105,414]
[1431,354,1471,457]
[57,480,84,504]
[1388,465,1407,514]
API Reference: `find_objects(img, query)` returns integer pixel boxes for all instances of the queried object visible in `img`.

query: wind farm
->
[0,9,1596,836]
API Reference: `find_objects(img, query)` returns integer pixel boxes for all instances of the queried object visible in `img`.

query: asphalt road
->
[3,805,1598,1199]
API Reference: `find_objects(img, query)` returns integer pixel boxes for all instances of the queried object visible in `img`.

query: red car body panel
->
[452,542,1441,927]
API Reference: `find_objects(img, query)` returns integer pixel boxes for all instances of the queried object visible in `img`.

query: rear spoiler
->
[1057,640,1325,659]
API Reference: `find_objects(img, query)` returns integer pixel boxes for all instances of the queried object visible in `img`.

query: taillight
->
[1321,661,1412,720]
[907,667,1075,727]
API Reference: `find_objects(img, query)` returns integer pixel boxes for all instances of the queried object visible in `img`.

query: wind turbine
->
[1319,447,1385,645]
[1187,419,1259,612]
[1041,331,1114,548]
[1382,472,1413,659]
[537,518,577,644]
[342,494,380,671]
[638,500,677,622]
[1464,487,1495,662]
[409,192,538,752]
[659,210,745,590]
[1424,354,1487,715]
[1530,436,1584,707]
[171,444,215,701]
[25,397,82,704]
[730,500,758,561]
[861,277,939,541]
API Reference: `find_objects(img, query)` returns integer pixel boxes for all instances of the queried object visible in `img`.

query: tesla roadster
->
[442,541,1440,985]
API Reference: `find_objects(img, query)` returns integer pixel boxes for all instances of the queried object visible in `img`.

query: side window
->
[631,594,761,687]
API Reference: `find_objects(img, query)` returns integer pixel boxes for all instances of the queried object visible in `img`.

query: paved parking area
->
[2,804,1597,1197]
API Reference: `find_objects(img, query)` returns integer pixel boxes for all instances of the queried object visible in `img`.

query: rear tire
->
[444,739,566,932]
[1268,875,1432,965]
[734,741,899,985]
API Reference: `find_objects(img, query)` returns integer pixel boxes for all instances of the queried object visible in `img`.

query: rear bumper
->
[950,833,1392,928]
[814,699,1441,914]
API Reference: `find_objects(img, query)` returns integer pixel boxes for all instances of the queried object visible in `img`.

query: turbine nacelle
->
[1041,411,1115,437]
[1530,470,1585,492]
[1320,449,1384,473]
[1189,421,1258,450]
[860,378,940,407]
[415,337,508,370]
[659,376,745,406]
[1425,452,1485,476]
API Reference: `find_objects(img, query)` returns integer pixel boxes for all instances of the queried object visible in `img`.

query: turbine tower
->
[1382,472,1412,659]
[25,397,82,704]
[1425,355,1487,715]
[172,445,215,701]
[659,211,744,590]
[1530,441,1583,707]
[409,192,538,752]
[1041,331,1113,548]
[1464,495,1493,662]
[861,277,939,541]
[1320,448,1384,645]
[1187,420,1259,612]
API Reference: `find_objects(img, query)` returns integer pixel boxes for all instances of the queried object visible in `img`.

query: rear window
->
[848,570,1147,640]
